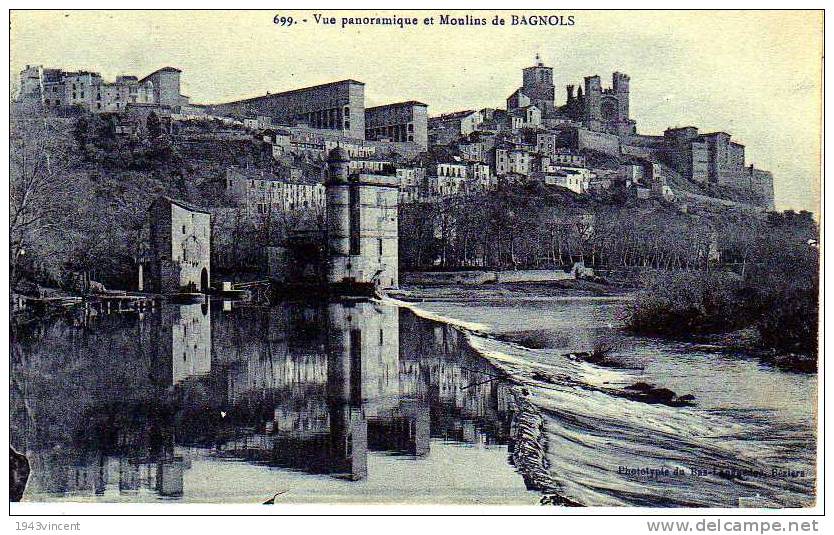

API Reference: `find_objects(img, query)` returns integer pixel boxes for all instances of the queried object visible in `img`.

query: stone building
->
[395,166,426,188]
[427,110,482,145]
[662,126,774,208]
[564,72,636,136]
[548,148,586,167]
[364,101,429,149]
[495,146,532,177]
[396,166,426,203]
[325,148,399,290]
[425,174,467,198]
[225,167,326,217]
[542,169,592,194]
[206,80,366,140]
[508,105,542,130]
[467,162,494,190]
[142,197,211,294]
[18,64,184,113]
[663,127,744,184]
[138,67,190,110]
[436,162,469,180]
[506,55,557,118]
[458,131,497,164]
[349,160,390,174]
[94,75,156,112]
[18,65,49,101]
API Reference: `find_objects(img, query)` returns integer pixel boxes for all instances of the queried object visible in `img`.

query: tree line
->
[398,182,807,273]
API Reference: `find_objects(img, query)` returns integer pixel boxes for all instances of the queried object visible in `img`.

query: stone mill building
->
[141,197,211,294]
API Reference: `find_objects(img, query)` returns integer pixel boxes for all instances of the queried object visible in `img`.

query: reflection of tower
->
[212,302,440,479]
[367,399,430,457]
[158,302,212,385]
[156,459,184,497]
[326,301,368,480]
[119,458,140,493]
[397,310,514,445]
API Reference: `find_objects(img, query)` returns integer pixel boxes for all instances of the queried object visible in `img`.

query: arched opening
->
[200,268,209,293]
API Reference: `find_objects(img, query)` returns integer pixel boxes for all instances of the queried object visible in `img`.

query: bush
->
[626,270,747,336]
[756,287,818,355]
[627,267,818,356]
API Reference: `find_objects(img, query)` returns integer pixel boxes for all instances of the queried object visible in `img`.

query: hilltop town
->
[11,55,787,298]
[16,56,774,209]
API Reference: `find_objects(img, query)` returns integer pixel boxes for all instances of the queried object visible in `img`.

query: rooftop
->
[429,110,477,121]
[157,196,212,215]
[139,66,182,83]
[366,100,428,111]
[209,79,365,106]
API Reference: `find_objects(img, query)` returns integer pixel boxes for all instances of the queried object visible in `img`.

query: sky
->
[10,10,823,213]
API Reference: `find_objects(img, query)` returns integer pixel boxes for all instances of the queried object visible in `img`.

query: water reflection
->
[11,299,519,501]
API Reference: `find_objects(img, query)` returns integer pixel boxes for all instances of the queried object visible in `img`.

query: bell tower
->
[521,54,555,107]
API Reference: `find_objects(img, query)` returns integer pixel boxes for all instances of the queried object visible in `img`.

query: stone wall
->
[576,127,621,157]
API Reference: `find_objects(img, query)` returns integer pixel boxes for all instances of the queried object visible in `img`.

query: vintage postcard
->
[7,7,824,522]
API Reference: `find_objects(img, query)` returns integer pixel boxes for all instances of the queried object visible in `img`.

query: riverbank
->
[686,328,818,373]
[389,275,817,374]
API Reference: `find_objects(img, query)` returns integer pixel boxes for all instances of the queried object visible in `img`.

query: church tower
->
[521,54,555,107]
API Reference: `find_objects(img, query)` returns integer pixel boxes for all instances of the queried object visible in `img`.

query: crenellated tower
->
[571,71,636,136]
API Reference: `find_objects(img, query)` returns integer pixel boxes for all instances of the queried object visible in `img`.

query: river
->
[10,293,817,507]
[10,299,536,504]
[395,294,817,507]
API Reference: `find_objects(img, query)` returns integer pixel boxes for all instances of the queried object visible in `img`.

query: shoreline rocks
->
[620,382,696,407]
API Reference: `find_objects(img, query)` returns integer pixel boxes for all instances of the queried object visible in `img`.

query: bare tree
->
[10,114,80,285]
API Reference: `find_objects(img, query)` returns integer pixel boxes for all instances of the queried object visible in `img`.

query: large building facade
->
[364,101,428,149]
[138,67,190,109]
[207,80,366,140]
[225,167,326,217]
[325,148,399,289]
[662,127,774,209]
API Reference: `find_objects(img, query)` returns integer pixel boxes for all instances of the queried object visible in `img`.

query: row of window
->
[303,106,350,130]
[255,201,312,214]
[366,123,415,143]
